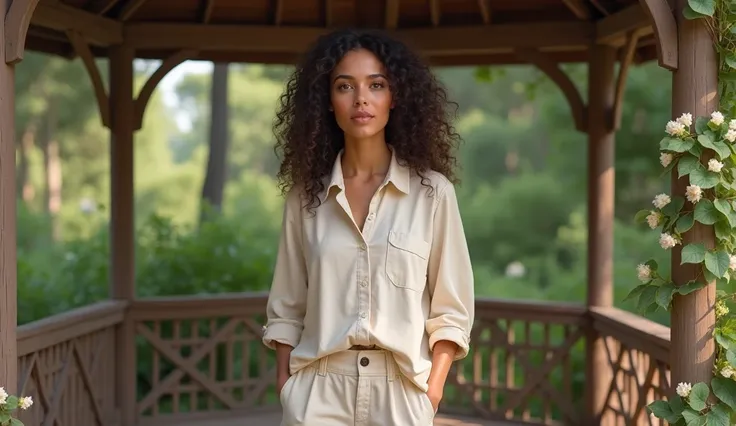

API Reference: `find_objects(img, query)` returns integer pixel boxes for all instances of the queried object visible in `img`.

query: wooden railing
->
[11,293,673,426]
[15,300,126,426]
[591,306,671,426]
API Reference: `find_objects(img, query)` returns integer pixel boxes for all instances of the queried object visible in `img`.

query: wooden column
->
[584,43,617,424]
[0,0,18,395]
[109,44,137,426]
[670,0,718,390]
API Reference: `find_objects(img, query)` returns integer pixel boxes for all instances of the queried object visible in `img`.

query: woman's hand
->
[276,371,291,396]
[274,342,293,397]
[426,384,443,412]
[426,340,458,413]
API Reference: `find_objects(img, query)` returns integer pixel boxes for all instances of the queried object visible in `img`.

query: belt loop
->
[318,355,328,377]
[385,352,395,382]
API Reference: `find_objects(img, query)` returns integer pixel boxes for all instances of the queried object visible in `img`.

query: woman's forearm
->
[428,340,458,390]
[275,342,293,377]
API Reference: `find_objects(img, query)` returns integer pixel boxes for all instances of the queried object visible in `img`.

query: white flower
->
[0,387,6,405]
[659,233,679,250]
[717,300,730,318]
[637,264,652,283]
[660,153,673,168]
[726,129,736,143]
[722,366,736,378]
[678,113,693,127]
[711,111,725,126]
[653,193,671,209]
[730,255,736,271]
[646,211,661,229]
[729,119,736,130]
[676,382,692,398]
[708,158,724,172]
[686,185,702,203]
[18,396,33,410]
[666,120,687,137]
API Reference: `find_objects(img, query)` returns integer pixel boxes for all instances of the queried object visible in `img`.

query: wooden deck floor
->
[185,409,519,426]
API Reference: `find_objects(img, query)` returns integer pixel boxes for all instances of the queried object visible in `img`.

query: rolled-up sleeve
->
[262,190,308,350]
[425,181,475,361]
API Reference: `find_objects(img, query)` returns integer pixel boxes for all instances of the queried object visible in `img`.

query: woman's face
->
[329,48,393,141]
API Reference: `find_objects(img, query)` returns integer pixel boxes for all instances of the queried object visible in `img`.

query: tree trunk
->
[42,100,62,240]
[200,62,230,223]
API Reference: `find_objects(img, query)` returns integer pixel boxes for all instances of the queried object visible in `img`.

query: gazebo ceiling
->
[23,0,658,66]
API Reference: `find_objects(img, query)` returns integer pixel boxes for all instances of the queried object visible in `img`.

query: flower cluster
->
[0,387,33,426]
[635,110,736,425]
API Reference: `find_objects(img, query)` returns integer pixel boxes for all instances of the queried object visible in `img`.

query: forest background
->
[13,52,675,330]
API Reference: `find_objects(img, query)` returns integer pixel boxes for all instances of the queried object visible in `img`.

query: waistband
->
[312,349,402,380]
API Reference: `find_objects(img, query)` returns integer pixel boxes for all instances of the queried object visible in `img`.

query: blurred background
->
[13,54,673,327]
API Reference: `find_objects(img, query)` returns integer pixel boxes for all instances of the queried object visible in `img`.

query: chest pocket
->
[386,231,431,292]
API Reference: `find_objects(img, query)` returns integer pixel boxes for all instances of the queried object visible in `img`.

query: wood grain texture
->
[669,0,718,392]
[0,0,17,394]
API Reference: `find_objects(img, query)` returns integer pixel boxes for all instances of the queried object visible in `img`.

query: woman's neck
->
[341,135,391,181]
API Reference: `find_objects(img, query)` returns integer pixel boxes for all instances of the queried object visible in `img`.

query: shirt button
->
[360,357,370,367]
[360,312,367,319]
[360,280,367,287]
[359,243,367,250]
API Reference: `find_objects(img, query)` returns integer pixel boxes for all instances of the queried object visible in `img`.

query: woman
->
[262,28,475,425]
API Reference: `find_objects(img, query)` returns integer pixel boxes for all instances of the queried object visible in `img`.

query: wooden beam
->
[595,4,651,46]
[639,0,678,70]
[478,0,491,24]
[385,0,399,29]
[4,0,41,64]
[31,1,123,46]
[119,0,149,21]
[429,0,440,26]
[125,22,595,54]
[200,0,215,24]
[563,0,592,19]
[66,31,111,128]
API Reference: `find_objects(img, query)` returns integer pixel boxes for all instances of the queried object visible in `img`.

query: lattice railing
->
[591,306,671,426]
[442,299,588,425]
[15,300,126,426]
[129,293,277,425]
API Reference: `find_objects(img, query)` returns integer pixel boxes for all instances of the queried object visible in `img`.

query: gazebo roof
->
[23,0,659,66]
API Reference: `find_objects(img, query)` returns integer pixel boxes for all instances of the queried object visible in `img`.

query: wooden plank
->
[0,0,18,394]
[595,4,651,46]
[31,1,123,46]
[124,21,595,54]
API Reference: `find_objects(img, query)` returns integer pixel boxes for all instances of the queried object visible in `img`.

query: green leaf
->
[696,116,711,133]
[9,419,23,426]
[682,243,707,264]
[688,0,716,15]
[679,155,702,177]
[683,408,707,426]
[677,212,696,233]
[0,414,9,424]
[690,168,721,189]
[716,221,731,240]
[706,403,730,426]
[678,280,706,295]
[705,250,731,278]
[662,136,696,153]
[695,199,721,224]
[712,377,736,411]
[656,282,676,309]
[646,259,659,271]
[714,198,732,216]
[684,3,708,19]
[635,209,652,224]
[623,284,648,302]
[727,54,736,69]
[689,382,710,411]
[5,397,17,409]
[637,285,658,313]
[698,133,732,159]
[663,196,686,218]
[648,400,680,422]
[670,396,686,419]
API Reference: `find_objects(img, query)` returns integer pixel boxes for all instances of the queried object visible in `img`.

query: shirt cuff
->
[428,326,470,361]
[262,321,302,349]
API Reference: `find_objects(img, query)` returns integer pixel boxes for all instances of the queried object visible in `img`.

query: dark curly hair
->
[273,28,462,211]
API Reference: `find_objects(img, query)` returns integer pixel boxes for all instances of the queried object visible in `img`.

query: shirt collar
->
[321,146,411,203]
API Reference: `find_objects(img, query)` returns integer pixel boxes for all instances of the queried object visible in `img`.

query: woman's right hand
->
[276,372,291,396]
[274,342,293,397]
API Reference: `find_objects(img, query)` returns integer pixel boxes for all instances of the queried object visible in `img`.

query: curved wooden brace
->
[612,28,648,131]
[638,0,678,70]
[133,49,197,130]
[5,0,41,64]
[66,30,111,128]
[515,48,587,132]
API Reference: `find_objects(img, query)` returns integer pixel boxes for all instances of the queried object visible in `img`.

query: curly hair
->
[273,28,462,211]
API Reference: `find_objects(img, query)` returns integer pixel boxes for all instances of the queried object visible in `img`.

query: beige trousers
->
[279,349,436,425]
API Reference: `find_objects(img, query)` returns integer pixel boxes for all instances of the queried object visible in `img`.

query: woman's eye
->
[371,82,384,89]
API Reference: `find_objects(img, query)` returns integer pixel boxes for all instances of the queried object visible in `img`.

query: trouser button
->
[360,357,370,367]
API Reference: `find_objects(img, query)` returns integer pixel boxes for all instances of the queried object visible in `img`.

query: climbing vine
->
[626,2,736,424]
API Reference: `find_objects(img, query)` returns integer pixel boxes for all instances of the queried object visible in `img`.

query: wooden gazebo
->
[0,0,713,425]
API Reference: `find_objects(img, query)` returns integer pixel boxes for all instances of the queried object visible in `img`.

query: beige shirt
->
[262,149,475,391]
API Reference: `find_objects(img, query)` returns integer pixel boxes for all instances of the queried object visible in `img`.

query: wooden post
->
[669,0,718,390]
[0,0,18,395]
[584,43,617,425]
[109,44,137,426]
